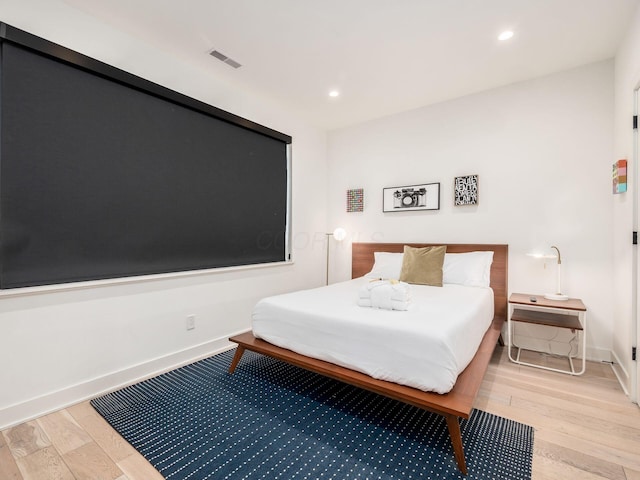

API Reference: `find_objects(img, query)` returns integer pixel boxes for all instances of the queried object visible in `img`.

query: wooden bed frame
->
[229,242,508,474]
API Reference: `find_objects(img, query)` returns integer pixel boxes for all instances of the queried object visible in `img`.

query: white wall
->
[613,6,640,398]
[0,2,631,429]
[0,3,328,428]
[327,61,614,361]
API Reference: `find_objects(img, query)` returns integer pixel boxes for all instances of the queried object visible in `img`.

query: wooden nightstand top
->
[509,293,586,311]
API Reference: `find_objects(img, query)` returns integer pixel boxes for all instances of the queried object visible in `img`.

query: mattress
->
[252,278,494,394]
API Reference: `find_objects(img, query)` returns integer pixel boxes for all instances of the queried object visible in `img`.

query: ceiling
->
[21,1,640,129]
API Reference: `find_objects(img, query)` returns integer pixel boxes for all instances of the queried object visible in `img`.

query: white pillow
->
[442,251,494,287]
[364,252,404,279]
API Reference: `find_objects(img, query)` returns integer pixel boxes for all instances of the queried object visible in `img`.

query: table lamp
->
[527,245,569,301]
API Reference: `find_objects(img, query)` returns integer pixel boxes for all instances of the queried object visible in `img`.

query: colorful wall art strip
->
[613,159,627,194]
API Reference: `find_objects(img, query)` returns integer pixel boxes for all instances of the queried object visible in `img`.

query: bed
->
[228,242,508,474]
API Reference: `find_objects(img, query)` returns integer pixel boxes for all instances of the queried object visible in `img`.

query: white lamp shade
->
[527,246,568,301]
[526,252,556,260]
[332,227,347,241]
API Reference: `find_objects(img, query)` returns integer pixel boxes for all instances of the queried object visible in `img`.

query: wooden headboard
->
[352,243,508,320]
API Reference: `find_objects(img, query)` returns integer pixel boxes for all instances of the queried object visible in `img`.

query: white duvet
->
[252,278,494,394]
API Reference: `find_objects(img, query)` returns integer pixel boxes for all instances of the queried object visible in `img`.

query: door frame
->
[633,86,639,404]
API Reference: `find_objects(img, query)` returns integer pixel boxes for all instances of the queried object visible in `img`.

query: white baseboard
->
[0,329,250,430]
[586,345,613,363]
[610,349,630,397]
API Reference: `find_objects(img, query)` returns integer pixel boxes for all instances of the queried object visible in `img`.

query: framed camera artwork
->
[382,182,440,212]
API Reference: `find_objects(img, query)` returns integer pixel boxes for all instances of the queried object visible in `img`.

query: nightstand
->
[507,293,587,375]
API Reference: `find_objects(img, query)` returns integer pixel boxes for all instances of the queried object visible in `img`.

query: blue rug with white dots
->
[91,349,533,479]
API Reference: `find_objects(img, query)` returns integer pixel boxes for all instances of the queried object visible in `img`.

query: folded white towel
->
[357,298,411,311]
[357,280,411,311]
[358,279,411,301]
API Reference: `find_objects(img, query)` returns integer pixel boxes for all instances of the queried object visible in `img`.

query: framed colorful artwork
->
[346,188,364,212]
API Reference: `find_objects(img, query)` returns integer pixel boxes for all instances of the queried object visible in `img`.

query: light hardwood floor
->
[1,346,639,480]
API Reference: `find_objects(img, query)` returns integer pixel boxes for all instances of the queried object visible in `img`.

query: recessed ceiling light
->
[498,30,514,41]
[328,90,340,97]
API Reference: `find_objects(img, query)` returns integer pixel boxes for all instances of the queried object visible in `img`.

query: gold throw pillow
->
[399,245,447,286]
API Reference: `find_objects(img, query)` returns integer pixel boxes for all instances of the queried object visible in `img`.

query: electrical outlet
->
[186,314,196,330]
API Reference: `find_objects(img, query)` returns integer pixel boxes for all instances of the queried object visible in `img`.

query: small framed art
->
[346,188,364,212]
[613,160,627,194]
[382,183,440,212]
[454,175,478,206]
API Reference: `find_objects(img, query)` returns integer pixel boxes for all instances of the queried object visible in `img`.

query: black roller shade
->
[0,25,291,289]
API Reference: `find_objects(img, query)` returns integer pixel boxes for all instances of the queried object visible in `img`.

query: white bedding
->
[252,278,494,394]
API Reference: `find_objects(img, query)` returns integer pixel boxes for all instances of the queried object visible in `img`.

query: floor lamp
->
[527,245,569,301]
[326,227,347,285]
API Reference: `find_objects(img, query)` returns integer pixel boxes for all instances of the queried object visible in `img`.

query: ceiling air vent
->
[209,49,242,69]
